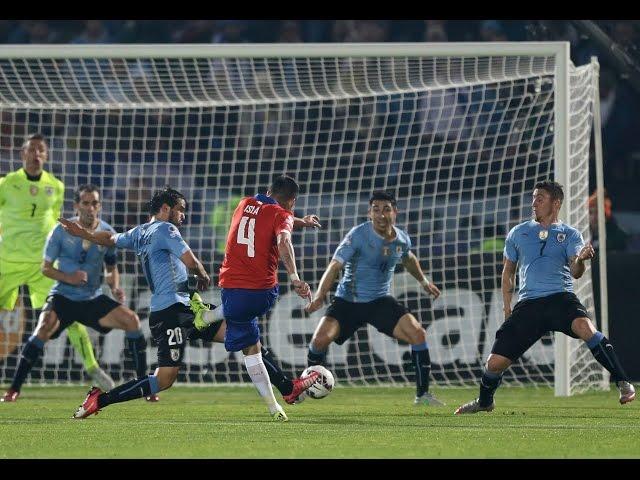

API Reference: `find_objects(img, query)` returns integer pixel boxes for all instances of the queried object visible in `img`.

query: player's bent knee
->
[36,312,58,338]
[409,327,427,345]
[155,367,179,390]
[312,331,334,350]
[123,310,141,331]
[485,354,510,373]
[571,316,594,338]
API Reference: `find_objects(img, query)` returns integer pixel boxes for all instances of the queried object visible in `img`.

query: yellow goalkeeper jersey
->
[0,168,64,263]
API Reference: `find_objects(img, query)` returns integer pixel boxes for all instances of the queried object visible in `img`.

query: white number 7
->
[237,216,255,257]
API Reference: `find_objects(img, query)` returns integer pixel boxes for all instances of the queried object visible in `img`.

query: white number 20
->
[237,216,255,257]
[166,328,183,345]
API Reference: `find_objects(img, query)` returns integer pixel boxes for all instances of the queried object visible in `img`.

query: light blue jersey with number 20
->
[114,221,191,312]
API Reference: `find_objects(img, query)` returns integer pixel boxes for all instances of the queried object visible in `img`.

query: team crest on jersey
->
[29,185,39,196]
[170,349,180,361]
[44,186,54,196]
[538,230,548,240]
[557,233,566,243]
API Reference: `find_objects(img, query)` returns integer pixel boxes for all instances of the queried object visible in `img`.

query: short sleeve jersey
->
[218,194,294,290]
[44,219,117,301]
[0,168,64,263]
[503,220,584,301]
[333,221,412,302]
[114,220,191,311]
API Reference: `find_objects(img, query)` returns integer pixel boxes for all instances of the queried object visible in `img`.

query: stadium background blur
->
[1,20,639,373]
[1,19,639,245]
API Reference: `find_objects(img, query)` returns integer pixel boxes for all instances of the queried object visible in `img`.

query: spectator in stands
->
[479,20,508,42]
[278,21,303,43]
[424,21,448,42]
[71,20,112,44]
[599,67,640,181]
[112,176,153,232]
[588,189,630,252]
[26,21,59,44]
[174,20,215,43]
[112,21,171,43]
[212,20,250,43]
[471,224,507,254]
[332,21,357,42]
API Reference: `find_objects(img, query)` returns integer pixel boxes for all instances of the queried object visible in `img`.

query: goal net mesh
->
[0,52,605,394]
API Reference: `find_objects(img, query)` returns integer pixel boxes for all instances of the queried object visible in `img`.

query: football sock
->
[199,305,225,326]
[244,352,281,415]
[98,375,159,408]
[10,335,44,392]
[125,330,148,379]
[587,332,629,383]
[478,370,502,407]
[67,322,99,372]
[261,347,293,396]
[307,343,327,366]
[411,342,431,397]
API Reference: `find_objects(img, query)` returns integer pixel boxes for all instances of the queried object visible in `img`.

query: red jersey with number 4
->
[219,196,294,289]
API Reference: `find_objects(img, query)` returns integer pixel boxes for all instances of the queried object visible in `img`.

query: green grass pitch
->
[0,385,638,459]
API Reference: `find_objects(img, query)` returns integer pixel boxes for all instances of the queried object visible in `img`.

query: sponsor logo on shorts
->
[170,348,180,361]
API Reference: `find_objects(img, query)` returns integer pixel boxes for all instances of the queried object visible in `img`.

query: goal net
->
[0,44,606,395]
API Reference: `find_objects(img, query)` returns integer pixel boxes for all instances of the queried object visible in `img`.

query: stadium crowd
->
[1,19,639,250]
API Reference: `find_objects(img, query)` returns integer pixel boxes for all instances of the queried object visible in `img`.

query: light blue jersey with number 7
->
[503,220,584,301]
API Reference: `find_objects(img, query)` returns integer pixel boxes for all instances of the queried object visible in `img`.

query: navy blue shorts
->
[491,292,588,361]
[221,286,279,352]
[44,294,120,339]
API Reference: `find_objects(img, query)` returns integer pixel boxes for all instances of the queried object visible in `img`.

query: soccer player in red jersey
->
[193,175,321,420]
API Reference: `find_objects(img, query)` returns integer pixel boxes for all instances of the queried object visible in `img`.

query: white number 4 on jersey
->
[237,216,255,257]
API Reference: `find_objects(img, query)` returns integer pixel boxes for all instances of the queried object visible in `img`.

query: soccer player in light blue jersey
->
[305,191,444,406]
[455,181,635,414]
[2,184,147,402]
[61,187,219,419]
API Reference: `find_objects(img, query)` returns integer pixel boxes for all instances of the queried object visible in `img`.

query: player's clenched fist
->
[292,279,311,300]
[578,242,595,261]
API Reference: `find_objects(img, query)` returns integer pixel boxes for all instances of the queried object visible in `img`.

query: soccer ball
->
[301,365,335,399]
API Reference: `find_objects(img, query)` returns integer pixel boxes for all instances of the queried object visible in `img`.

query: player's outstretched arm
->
[293,215,322,229]
[401,251,440,299]
[570,242,595,279]
[305,259,343,313]
[58,217,116,247]
[501,258,517,318]
[277,230,311,300]
[180,249,211,291]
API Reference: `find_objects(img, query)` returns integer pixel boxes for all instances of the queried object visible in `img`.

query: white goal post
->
[0,42,607,395]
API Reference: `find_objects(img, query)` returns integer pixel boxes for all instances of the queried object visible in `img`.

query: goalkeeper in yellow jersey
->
[0,134,114,401]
